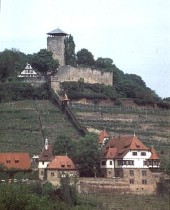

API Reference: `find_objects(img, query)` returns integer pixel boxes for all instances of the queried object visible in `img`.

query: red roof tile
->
[149,147,159,160]
[47,155,76,170]
[98,129,109,144]
[105,147,117,159]
[0,153,31,170]
[103,135,149,159]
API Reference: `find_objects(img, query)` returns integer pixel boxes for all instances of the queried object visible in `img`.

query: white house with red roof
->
[100,134,160,193]
[38,139,78,184]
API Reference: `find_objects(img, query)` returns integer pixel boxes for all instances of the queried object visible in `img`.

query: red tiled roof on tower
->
[47,155,76,170]
[39,138,54,161]
[0,153,31,170]
[98,129,109,144]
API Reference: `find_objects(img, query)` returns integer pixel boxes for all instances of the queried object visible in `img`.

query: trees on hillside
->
[64,35,76,66]
[31,49,59,76]
[53,133,100,177]
[95,57,113,70]
[76,48,95,67]
[0,49,27,81]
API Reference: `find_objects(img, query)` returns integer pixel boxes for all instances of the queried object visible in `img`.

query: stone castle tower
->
[47,28,68,66]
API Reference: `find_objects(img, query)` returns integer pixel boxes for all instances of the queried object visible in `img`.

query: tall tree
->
[0,49,27,81]
[76,48,95,67]
[53,135,76,158]
[31,49,59,76]
[64,35,76,66]
[76,133,100,177]
[95,57,113,70]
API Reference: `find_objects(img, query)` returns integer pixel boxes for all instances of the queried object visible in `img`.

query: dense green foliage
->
[53,133,100,177]
[76,48,95,67]
[0,82,50,102]
[64,35,77,66]
[0,182,169,210]
[0,49,27,81]
[31,49,59,76]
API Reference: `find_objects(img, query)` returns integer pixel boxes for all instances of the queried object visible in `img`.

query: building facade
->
[100,135,160,193]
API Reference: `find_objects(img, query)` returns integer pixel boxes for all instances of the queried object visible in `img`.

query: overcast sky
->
[0,0,170,98]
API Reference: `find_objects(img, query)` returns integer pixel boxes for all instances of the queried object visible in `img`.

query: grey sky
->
[0,0,170,98]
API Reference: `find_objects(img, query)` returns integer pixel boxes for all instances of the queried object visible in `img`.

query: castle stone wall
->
[51,66,113,92]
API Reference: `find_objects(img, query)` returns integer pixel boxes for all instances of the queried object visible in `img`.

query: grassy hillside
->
[0,100,81,155]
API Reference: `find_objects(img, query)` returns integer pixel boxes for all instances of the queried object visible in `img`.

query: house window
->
[142,179,147,184]
[6,160,10,164]
[42,161,44,165]
[130,179,134,184]
[41,171,44,175]
[110,161,112,165]
[117,160,123,166]
[141,152,146,156]
[129,160,134,166]
[101,161,106,166]
[142,170,147,176]
[132,152,137,156]
[153,160,158,166]
[144,161,148,166]
[51,172,54,176]
[129,170,134,176]
[15,160,19,163]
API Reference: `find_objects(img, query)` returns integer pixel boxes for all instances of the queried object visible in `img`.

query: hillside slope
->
[69,102,170,169]
[0,100,81,155]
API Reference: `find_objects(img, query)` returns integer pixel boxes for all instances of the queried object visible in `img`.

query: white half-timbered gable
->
[18,63,38,77]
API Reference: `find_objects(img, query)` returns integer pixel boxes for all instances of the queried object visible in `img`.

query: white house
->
[18,63,38,78]
[100,134,160,190]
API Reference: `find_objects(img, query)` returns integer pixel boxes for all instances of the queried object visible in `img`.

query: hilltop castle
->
[47,28,113,92]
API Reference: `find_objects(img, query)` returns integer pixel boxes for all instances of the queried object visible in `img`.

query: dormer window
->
[132,152,137,156]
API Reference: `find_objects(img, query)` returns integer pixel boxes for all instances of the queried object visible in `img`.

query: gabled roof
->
[47,155,76,170]
[149,147,159,160]
[103,135,149,159]
[98,129,109,144]
[47,28,68,36]
[39,140,54,162]
[105,147,117,159]
[0,153,31,170]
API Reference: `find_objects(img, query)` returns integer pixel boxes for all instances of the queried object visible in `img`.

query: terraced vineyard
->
[70,103,170,169]
[0,100,81,155]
